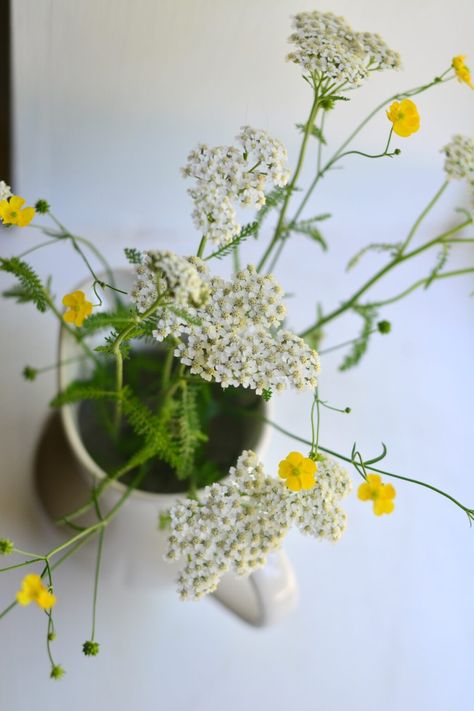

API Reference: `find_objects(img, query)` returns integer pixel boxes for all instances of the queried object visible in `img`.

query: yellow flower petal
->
[286,451,304,467]
[286,475,302,492]
[366,474,382,489]
[16,589,32,606]
[381,483,396,500]
[37,589,56,610]
[8,196,25,210]
[300,470,316,490]
[63,310,77,324]
[357,482,372,501]
[374,498,395,516]
[278,460,292,478]
[301,458,317,476]
[16,207,36,227]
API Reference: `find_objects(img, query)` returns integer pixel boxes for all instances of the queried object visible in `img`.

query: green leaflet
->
[339,305,378,371]
[0,257,49,313]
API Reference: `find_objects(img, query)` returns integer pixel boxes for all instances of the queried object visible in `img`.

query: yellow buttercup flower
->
[358,474,396,516]
[452,55,473,89]
[278,451,317,492]
[386,99,420,137]
[16,573,56,610]
[0,195,35,227]
[62,290,93,327]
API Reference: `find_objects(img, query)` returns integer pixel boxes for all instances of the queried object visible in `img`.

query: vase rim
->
[58,267,273,504]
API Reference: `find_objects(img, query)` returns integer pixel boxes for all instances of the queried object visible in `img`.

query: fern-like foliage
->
[50,381,119,408]
[0,257,49,312]
[174,385,208,479]
[79,308,135,335]
[205,222,259,261]
[295,122,327,144]
[256,186,289,225]
[346,242,402,271]
[287,220,328,251]
[124,247,143,265]
[339,305,378,371]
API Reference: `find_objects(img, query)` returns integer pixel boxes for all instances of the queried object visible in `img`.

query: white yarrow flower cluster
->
[182,127,290,247]
[442,135,474,215]
[131,250,206,314]
[0,181,12,202]
[287,11,401,88]
[441,135,474,181]
[166,450,351,600]
[152,262,320,395]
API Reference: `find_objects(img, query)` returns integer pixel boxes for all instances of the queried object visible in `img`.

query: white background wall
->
[1,1,473,710]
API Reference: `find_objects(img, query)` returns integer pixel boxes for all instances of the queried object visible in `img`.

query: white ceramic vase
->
[42,270,298,626]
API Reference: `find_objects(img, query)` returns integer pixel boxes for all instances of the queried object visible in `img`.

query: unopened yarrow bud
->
[386,99,420,138]
[50,665,65,680]
[62,290,93,327]
[16,573,56,610]
[48,631,57,642]
[22,366,38,381]
[278,451,317,492]
[0,195,36,227]
[0,538,14,555]
[358,474,396,515]
[377,320,392,334]
[35,199,50,214]
[82,640,100,656]
[452,55,473,89]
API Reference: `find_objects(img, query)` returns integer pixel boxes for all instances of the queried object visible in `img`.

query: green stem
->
[257,87,321,273]
[400,181,449,253]
[319,330,378,355]
[90,529,104,641]
[369,267,474,308]
[246,413,474,521]
[196,236,207,258]
[47,465,147,561]
[112,292,169,430]
[300,219,471,339]
[290,71,452,226]
[0,558,41,573]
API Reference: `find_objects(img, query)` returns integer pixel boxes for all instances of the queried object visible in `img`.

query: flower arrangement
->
[0,9,473,679]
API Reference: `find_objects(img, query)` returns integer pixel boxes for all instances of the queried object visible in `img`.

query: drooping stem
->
[242,412,474,522]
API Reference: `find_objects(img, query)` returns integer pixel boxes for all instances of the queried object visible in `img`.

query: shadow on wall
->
[0,0,11,182]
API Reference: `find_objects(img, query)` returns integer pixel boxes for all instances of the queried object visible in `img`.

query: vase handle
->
[211,549,298,627]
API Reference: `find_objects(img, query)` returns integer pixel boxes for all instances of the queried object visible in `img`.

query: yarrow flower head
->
[358,474,396,516]
[16,573,56,610]
[441,134,474,181]
[182,127,290,247]
[166,449,351,600]
[131,250,206,314]
[0,195,35,227]
[386,99,420,137]
[452,55,473,89]
[278,451,317,492]
[441,135,474,214]
[287,11,401,89]
[62,290,93,327]
[151,260,320,395]
[0,180,12,202]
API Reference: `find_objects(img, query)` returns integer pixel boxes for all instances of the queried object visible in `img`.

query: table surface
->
[1,228,473,711]
[3,2,474,707]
